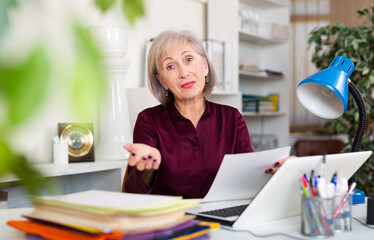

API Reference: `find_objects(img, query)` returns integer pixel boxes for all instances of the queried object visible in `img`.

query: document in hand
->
[23,190,200,233]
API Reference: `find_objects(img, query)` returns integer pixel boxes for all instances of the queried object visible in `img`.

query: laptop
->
[187,150,372,230]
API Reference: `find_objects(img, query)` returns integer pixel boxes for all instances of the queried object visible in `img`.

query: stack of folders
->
[242,93,279,113]
[7,190,220,240]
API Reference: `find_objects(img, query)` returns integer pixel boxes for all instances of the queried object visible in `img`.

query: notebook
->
[187,151,372,230]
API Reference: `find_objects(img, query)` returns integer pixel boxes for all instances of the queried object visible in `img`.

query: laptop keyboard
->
[199,204,248,218]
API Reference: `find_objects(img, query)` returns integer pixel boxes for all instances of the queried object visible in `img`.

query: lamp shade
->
[297,56,354,119]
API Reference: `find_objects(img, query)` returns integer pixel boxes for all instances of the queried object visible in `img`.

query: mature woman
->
[123,30,254,199]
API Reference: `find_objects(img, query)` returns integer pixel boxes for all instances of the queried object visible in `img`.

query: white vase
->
[89,26,132,160]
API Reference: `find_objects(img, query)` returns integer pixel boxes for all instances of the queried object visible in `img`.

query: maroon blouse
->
[125,100,253,198]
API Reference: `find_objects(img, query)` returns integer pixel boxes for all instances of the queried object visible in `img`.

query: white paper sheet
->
[35,190,180,210]
[202,146,291,202]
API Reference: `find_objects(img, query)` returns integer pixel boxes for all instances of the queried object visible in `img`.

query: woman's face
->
[158,42,209,103]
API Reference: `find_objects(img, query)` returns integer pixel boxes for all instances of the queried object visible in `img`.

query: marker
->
[310,170,314,187]
[333,182,356,219]
[314,176,319,197]
[301,176,326,235]
[317,177,327,198]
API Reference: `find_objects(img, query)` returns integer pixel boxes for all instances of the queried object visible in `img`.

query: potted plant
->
[308,5,374,195]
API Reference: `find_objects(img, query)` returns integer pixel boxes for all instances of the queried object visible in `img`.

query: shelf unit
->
[207,0,290,150]
[238,0,290,150]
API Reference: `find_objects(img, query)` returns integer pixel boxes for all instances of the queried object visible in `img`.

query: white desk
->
[1,203,373,240]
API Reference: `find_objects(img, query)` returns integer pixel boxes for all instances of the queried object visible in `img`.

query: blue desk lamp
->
[297,56,367,204]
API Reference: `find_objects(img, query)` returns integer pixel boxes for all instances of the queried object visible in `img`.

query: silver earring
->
[165,89,169,97]
[205,76,209,83]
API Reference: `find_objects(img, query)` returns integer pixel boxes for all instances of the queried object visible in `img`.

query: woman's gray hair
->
[147,30,216,106]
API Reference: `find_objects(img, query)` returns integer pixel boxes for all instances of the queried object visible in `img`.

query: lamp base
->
[352,189,366,205]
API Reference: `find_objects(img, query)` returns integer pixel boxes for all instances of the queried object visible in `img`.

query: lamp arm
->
[348,81,367,184]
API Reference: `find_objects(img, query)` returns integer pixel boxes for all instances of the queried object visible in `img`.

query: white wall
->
[2,0,207,163]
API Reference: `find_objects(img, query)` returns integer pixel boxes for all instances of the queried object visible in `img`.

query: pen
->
[301,176,325,235]
[317,177,327,198]
[333,182,356,219]
[331,171,337,183]
[320,153,326,178]
[309,170,317,197]
[314,176,320,196]
[331,172,337,192]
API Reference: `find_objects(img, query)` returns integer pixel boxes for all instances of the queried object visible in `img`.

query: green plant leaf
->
[70,23,106,119]
[356,61,368,71]
[94,0,116,13]
[362,67,370,75]
[0,47,49,127]
[0,139,56,195]
[357,8,369,16]
[352,39,359,50]
[122,0,145,25]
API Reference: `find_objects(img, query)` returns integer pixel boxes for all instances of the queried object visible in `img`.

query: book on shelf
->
[204,39,233,92]
[206,40,223,91]
[242,93,279,113]
[223,41,233,92]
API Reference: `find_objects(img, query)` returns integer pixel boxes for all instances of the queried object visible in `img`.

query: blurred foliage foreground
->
[309,5,374,195]
[0,0,144,196]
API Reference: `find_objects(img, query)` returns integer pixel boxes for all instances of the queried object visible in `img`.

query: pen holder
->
[333,193,353,232]
[301,195,335,237]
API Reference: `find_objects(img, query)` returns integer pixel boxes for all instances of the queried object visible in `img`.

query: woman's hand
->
[265,155,296,174]
[124,143,161,171]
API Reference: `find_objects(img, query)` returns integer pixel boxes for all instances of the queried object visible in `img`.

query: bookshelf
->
[207,0,290,150]
[239,0,290,150]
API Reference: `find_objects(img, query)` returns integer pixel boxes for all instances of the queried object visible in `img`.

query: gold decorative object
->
[58,123,95,162]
